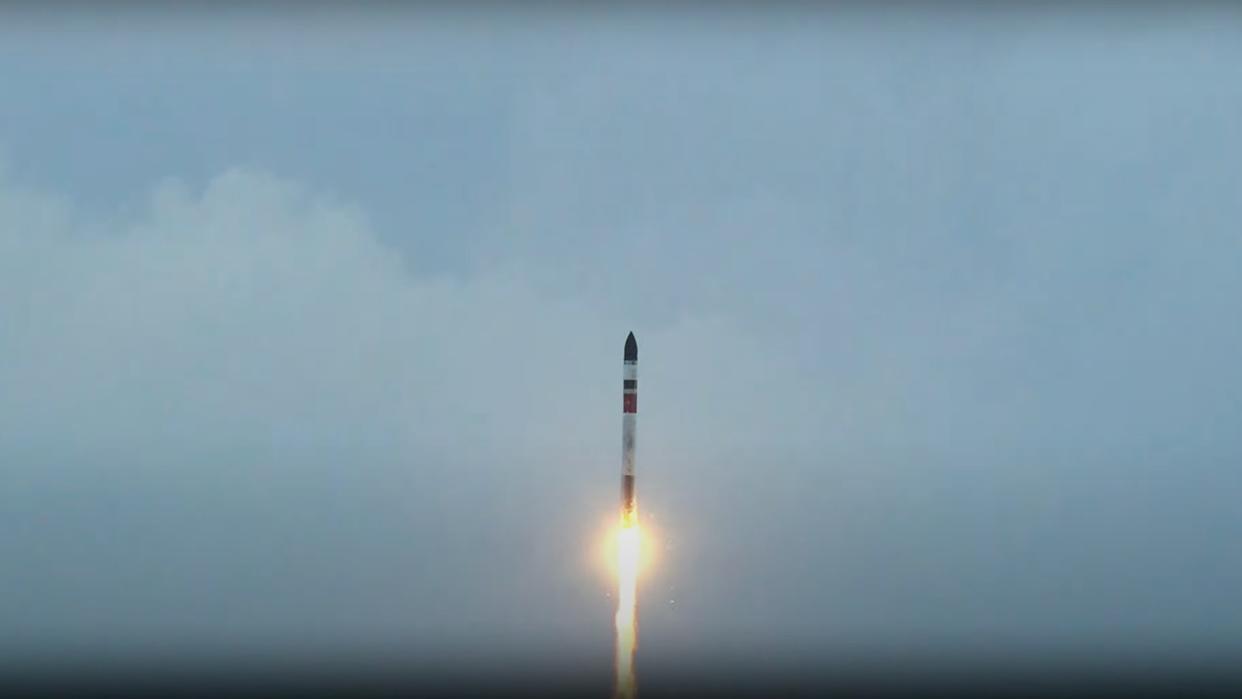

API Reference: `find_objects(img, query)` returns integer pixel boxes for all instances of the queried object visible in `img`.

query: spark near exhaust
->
[615,331,640,699]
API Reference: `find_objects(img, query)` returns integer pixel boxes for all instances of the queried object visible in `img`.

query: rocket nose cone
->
[624,332,638,361]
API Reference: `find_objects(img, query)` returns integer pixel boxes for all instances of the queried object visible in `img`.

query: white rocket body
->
[621,333,638,522]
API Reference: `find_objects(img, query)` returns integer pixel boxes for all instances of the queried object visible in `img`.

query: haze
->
[2,4,1240,678]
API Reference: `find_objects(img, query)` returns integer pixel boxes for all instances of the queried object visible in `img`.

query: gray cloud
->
[3,5,1242,673]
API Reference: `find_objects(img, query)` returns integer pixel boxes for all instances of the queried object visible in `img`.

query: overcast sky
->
[2,4,1241,679]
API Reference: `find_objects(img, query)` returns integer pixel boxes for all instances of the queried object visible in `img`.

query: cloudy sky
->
[2,3,1241,681]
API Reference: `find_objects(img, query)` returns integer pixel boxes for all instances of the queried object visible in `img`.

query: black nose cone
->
[624,332,638,361]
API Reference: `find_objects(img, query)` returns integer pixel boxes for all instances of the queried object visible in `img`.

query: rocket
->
[621,332,638,524]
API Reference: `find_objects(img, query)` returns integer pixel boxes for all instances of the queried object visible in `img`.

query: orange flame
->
[613,513,640,699]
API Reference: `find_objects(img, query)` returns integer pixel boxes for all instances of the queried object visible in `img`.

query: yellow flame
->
[613,513,640,699]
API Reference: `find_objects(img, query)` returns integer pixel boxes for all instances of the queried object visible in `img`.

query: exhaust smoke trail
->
[614,515,640,699]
